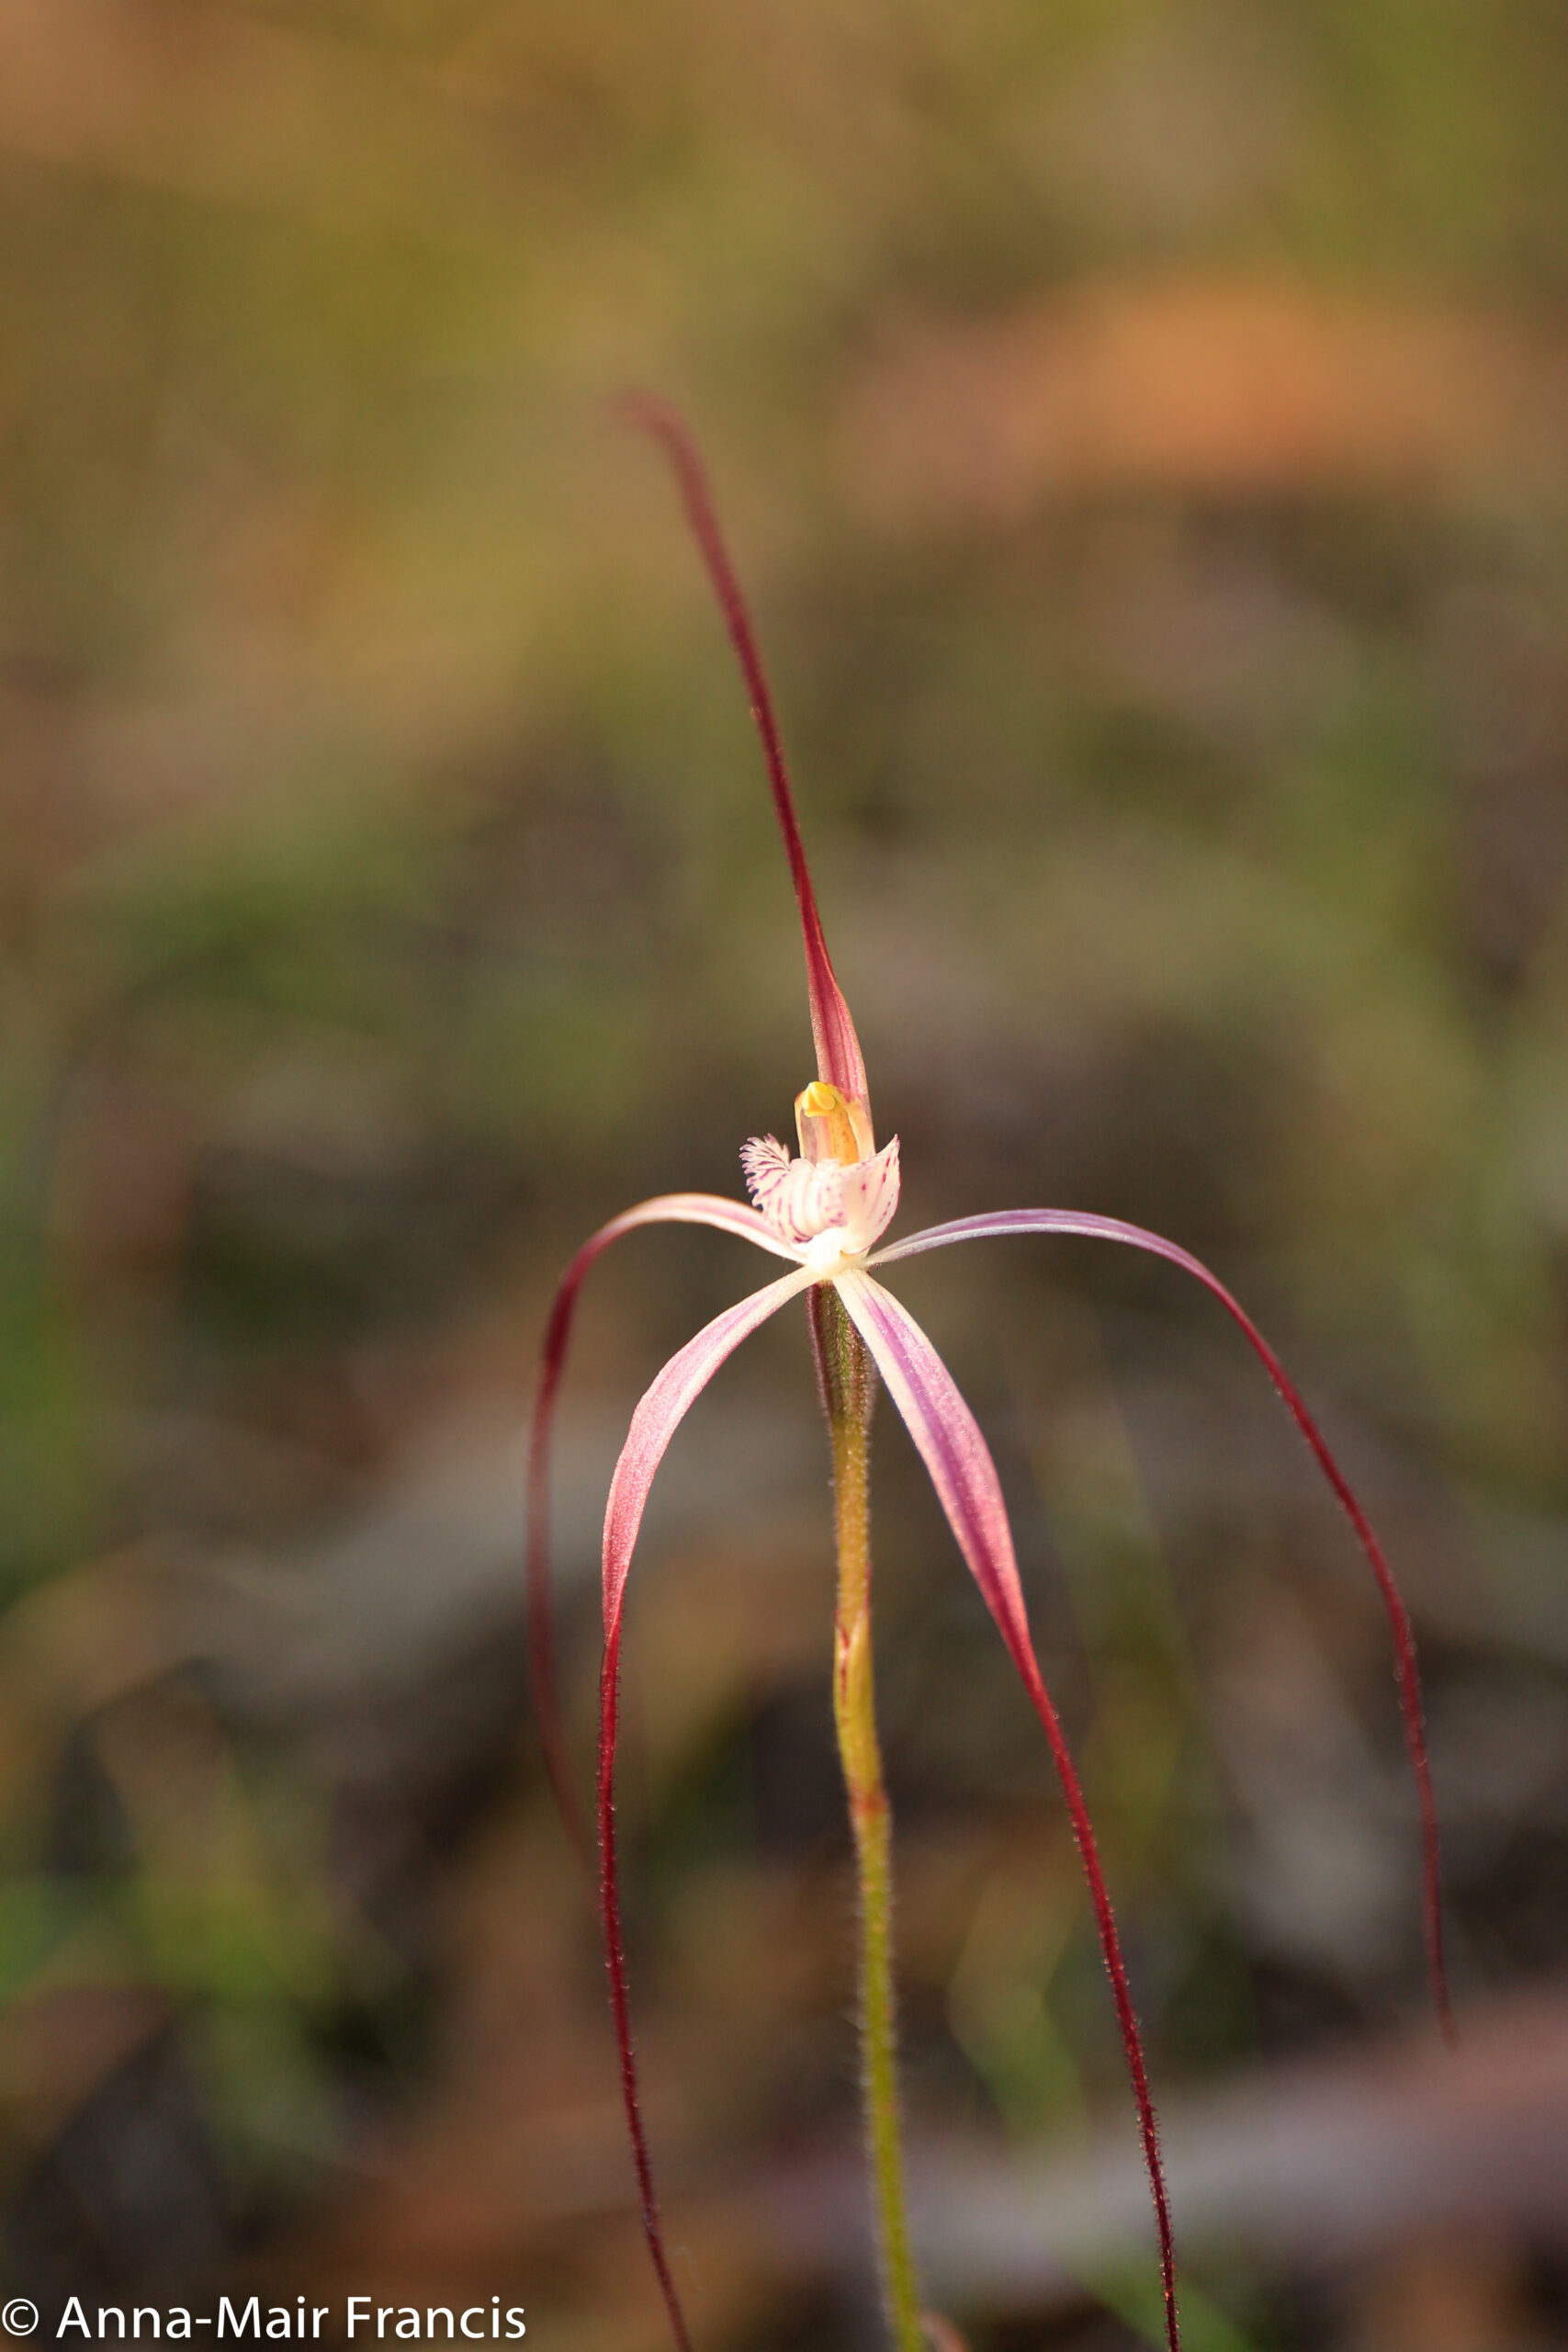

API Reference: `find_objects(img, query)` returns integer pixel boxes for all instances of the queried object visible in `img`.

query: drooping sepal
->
[595,1258,817,2352]
[527,1190,806,1862]
[870,1204,1455,2047]
[832,1267,1180,2352]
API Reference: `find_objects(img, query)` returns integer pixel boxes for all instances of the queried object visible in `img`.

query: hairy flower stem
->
[809,1283,924,2352]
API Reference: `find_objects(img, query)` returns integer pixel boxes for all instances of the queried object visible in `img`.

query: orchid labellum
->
[526,400,1454,2352]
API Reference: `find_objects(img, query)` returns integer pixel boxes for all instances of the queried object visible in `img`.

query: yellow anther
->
[795,1080,874,1166]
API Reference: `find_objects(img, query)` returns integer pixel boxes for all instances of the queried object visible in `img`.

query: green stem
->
[808,1283,925,2352]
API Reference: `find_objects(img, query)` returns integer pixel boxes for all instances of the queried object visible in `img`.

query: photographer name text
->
[49,2302,525,2342]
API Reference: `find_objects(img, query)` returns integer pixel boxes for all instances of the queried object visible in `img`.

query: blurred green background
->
[3,3,1568,2346]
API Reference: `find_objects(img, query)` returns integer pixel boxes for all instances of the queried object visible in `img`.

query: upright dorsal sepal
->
[623,394,871,1114]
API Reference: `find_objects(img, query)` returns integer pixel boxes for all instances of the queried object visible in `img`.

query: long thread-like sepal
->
[528,1271,594,1869]
[873,1208,1457,2047]
[595,1264,817,2343]
[1014,1651,1179,2352]
[623,395,869,1110]
[600,1623,694,2352]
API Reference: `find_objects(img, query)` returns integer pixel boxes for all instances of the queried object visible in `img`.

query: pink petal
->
[602,1261,818,1635]
[832,1267,1179,2352]
[597,1260,816,2352]
[623,395,869,1111]
[833,1270,1031,1656]
[872,1206,1454,2046]
[528,1194,802,1858]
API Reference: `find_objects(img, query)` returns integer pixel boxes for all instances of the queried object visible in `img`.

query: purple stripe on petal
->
[840,1135,902,1254]
[869,1205,1453,2046]
[528,1194,803,1858]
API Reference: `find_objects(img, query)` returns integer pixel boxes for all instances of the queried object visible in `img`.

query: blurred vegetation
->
[2,1,1568,2346]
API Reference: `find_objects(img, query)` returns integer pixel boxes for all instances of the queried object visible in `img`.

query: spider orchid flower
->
[526,400,1454,2352]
